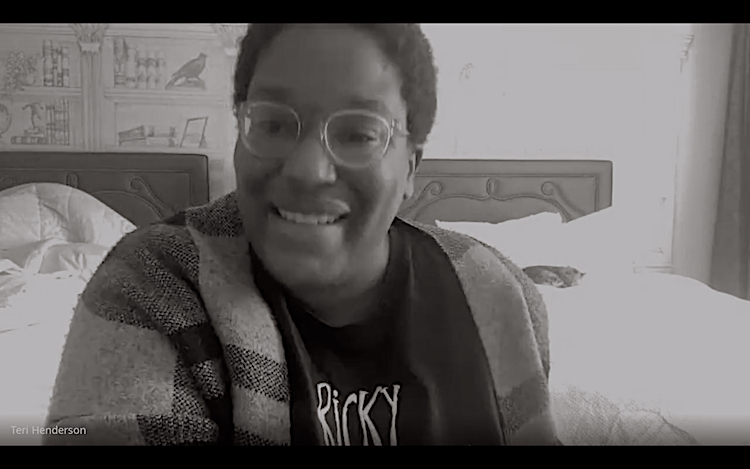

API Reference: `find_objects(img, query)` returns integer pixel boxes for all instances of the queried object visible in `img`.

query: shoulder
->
[105,192,241,273]
[79,196,241,333]
[399,218,550,375]
[86,194,243,305]
[397,217,530,288]
[104,211,198,280]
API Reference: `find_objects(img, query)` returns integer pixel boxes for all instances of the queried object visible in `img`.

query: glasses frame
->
[237,100,410,168]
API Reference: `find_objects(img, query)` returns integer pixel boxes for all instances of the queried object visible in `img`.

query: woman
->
[44,23,559,446]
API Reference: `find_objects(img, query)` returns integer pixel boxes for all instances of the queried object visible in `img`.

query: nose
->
[280,130,337,186]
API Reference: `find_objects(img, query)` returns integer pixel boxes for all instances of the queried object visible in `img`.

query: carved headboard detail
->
[0,152,210,227]
[398,159,613,224]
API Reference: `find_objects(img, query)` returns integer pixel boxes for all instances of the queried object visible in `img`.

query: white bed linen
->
[438,208,750,445]
[0,182,135,445]
[543,271,750,445]
[0,270,87,445]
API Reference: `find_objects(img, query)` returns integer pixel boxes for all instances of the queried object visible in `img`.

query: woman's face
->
[234,24,416,292]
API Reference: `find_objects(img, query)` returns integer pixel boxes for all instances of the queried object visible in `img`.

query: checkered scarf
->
[43,193,557,445]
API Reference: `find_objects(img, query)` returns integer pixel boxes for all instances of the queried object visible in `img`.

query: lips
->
[270,199,351,226]
[276,208,341,225]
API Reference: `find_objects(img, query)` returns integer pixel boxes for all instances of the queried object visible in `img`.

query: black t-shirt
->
[251,219,505,446]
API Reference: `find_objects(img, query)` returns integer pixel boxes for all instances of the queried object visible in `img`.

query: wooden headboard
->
[399,159,613,224]
[0,152,209,227]
[0,154,611,228]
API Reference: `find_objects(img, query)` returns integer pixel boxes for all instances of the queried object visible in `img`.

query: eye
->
[245,103,299,139]
[328,115,388,148]
[341,131,379,144]
[257,119,284,135]
[249,116,298,139]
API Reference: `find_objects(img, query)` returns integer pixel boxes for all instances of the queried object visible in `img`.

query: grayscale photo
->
[0,23,747,446]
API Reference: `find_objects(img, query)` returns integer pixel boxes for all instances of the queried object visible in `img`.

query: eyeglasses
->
[237,101,410,168]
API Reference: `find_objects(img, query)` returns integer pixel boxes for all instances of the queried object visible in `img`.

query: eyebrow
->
[247,85,396,119]
[345,98,393,118]
[247,85,290,102]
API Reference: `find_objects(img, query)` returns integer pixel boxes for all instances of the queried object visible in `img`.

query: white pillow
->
[437,211,563,234]
[0,185,44,250]
[0,183,136,250]
[39,242,111,277]
[0,238,66,273]
[437,211,564,267]
[436,208,636,275]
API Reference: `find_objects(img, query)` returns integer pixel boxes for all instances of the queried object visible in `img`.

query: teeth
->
[278,209,341,225]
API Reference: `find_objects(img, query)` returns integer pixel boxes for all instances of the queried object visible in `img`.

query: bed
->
[1,153,748,445]
[0,151,208,445]
[403,159,750,446]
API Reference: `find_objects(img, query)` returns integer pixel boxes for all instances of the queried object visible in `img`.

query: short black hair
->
[233,23,438,162]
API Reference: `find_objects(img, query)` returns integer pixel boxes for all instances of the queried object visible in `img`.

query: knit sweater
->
[43,193,558,445]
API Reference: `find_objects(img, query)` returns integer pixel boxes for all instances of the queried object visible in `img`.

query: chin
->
[261,247,343,290]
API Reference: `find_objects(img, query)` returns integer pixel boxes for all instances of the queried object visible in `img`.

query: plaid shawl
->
[43,193,558,445]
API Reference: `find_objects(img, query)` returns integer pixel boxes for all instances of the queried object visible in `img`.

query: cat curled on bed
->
[523,266,585,288]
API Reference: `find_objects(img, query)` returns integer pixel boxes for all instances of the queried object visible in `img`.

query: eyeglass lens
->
[243,103,390,165]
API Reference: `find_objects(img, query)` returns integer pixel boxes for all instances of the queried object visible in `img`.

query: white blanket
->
[0,182,136,445]
[543,272,750,445]
[0,241,114,444]
[0,271,88,445]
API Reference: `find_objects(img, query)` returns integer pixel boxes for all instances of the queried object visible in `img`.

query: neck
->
[294,237,390,328]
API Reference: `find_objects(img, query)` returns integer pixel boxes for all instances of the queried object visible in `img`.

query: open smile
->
[270,205,349,226]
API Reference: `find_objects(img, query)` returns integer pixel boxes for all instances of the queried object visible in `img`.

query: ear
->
[403,148,418,201]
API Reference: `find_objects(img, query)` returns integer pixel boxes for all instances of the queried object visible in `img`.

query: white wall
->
[421,24,690,270]
[3,24,725,277]
[672,24,734,283]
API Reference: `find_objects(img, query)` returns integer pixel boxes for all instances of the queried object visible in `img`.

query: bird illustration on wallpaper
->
[165,53,207,91]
